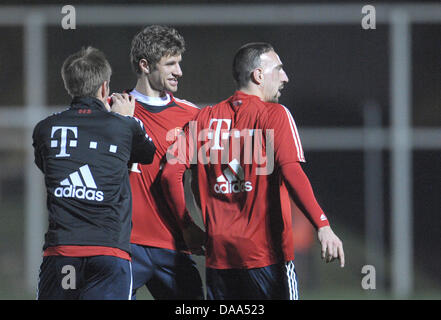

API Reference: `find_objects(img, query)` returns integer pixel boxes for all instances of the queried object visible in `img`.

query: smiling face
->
[260,50,289,103]
[147,54,183,94]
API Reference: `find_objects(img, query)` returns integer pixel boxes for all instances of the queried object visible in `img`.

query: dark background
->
[0,1,439,299]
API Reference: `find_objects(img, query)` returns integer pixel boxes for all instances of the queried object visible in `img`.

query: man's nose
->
[174,64,183,77]
[281,70,289,83]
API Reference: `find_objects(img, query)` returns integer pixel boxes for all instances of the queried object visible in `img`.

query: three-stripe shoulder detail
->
[174,97,200,109]
[280,105,305,162]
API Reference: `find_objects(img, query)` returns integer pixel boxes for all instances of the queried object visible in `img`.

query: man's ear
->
[96,81,111,110]
[250,68,264,85]
[102,81,109,98]
[139,59,150,74]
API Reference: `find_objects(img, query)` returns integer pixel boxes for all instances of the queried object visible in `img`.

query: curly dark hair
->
[130,25,185,75]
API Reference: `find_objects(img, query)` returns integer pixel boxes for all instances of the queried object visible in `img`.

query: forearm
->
[281,162,330,229]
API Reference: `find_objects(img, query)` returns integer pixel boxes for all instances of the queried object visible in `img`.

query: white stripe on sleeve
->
[281,106,305,162]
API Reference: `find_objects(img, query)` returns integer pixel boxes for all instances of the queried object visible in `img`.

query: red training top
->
[162,91,330,269]
[129,91,200,251]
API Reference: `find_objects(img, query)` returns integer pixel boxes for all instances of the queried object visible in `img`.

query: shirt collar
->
[70,96,108,111]
[129,89,172,106]
[228,90,263,107]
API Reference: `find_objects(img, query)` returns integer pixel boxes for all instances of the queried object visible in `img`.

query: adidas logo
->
[54,165,104,201]
[214,159,253,194]
[320,214,327,221]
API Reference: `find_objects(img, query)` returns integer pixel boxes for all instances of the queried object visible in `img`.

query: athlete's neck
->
[238,86,264,101]
[130,89,171,106]
[134,77,166,98]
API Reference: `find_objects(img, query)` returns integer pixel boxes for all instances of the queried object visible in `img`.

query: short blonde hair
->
[61,46,112,98]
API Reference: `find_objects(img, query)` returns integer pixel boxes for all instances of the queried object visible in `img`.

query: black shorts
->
[37,255,132,300]
[206,260,299,300]
[130,244,204,300]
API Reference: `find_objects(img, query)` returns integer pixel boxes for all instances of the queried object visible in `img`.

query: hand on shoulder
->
[110,93,135,117]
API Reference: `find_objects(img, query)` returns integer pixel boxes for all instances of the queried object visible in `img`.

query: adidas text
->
[214,181,253,194]
[54,185,104,201]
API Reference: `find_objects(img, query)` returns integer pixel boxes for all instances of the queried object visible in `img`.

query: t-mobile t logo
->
[51,126,78,157]
[208,118,231,150]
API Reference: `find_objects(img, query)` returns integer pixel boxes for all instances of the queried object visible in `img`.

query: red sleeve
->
[161,121,196,229]
[267,105,305,166]
[161,161,194,229]
[281,162,330,229]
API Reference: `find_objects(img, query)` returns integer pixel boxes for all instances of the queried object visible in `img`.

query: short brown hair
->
[61,46,112,98]
[130,25,185,75]
[232,42,274,89]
